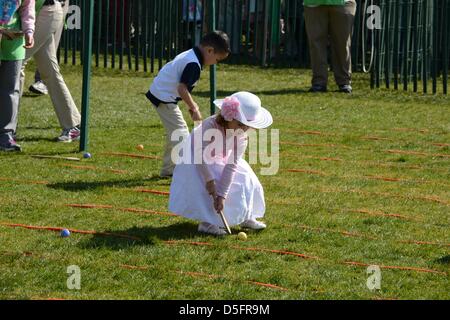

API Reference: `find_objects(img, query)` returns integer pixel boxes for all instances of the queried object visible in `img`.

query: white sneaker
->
[240,219,267,230]
[57,126,81,143]
[198,222,227,236]
[29,80,48,95]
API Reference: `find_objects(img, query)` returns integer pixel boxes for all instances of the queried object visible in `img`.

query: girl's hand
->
[205,180,216,197]
[24,33,34,48]
[214,196,225,213]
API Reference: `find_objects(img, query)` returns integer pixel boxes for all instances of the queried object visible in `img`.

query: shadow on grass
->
[194,88,309,98]
[21,93,44,98]
[24,149,80,156]
[78,222,201,250]
[47,176,171,191]
[16,136,57,143]
[435,255,450,265]
[19,125,60,130]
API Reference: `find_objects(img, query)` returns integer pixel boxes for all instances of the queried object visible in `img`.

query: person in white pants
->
[20,0,81,143]
[29,0,69,95]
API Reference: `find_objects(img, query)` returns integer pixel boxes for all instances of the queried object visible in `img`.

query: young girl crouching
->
[169,92,273,236]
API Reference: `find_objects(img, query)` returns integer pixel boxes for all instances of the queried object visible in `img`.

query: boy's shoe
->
[0,132,22,152]
[198,222,227,236]
[240,219,266,230]
[29,80,48,95]
[338,84,353,94]
[308,85,327,93]
[57,126,81,143]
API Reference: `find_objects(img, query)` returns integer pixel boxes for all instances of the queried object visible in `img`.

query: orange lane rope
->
[0,177,49,185]
[287,170,450,188]
[343,261,447,276]
[134,189,170,196]
[432,143,450,147]
[391,128,429,133]
[0,250,34,257]
[232,246,320,260]
[348,209,417,221]
[0,222,142,241]
[398,240,450,247]
[280,153,344,162]
[164,240,319,260]
[386,149,450,158]
[281,155,445,173]
[361,136,393,141]
[320,188,450,207]
[288,224,377,240]
[101,152,161,160]
[287,168,450,187]
[281,142,345,148]
[284,129,333,136]
[286,169,327,176]
[66,204,177,217]
[365,175,408,182]
[362,162,423,171]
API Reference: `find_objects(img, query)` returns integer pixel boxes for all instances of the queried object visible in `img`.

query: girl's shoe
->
[240,219,266,230]
[198,222,227,236]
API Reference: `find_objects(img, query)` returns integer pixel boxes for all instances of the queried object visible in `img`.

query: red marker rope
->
[344,261,446,276]
[101,152,161,160]
[1,222,141,241]
[0,177,49,185]
[134,189,170,196]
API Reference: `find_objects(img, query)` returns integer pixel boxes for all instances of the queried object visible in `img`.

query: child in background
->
[146,30,230,178]
[169,92,273,236]
[0,0,35,152]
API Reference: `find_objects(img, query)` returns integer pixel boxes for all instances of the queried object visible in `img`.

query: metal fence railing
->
[371,0,450,94]
[58,0,450,94]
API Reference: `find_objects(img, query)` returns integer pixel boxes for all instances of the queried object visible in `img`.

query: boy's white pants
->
[155,103,189,176]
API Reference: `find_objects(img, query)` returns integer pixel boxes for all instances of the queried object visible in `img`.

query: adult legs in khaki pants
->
[32,0,70,86]
[155,103,190,177]
[20,2,81,132]
[304,1,357,91]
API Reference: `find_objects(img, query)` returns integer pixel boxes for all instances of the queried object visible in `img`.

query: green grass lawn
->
[0,61,449,300]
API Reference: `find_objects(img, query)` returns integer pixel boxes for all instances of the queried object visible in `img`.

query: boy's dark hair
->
[200,31,231,54]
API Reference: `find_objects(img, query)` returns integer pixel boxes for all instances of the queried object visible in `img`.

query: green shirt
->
[35,0,45,14]
[0,0,25,61]
[303,0,345,6]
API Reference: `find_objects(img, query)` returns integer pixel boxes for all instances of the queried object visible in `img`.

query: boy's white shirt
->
[149,48,201,103]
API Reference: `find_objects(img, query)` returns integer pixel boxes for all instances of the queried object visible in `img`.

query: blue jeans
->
[0,59,22,135]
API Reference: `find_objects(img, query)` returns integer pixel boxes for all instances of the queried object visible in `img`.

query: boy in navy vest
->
[146,31,230,178]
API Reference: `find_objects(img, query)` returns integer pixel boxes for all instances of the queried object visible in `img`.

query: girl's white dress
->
[169,116,265,227]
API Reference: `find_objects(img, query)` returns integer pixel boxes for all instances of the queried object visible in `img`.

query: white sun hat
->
[214,91,273,129]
